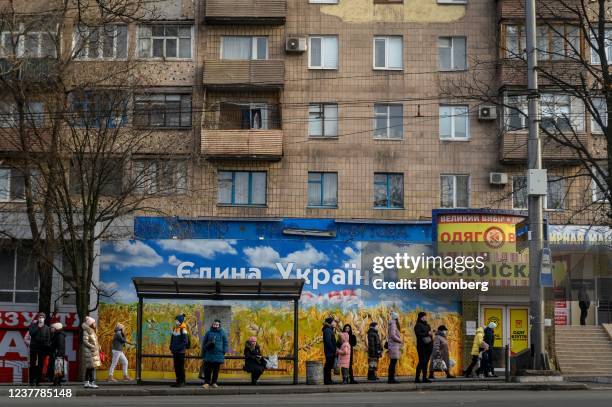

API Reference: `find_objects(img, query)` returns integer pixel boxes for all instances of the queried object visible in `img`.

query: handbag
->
[99,351,106,363]
[431,358,447,372]
[54,357,65,377]
[264,354,278,369]
[333,356,340,375]
[422,336,432,345]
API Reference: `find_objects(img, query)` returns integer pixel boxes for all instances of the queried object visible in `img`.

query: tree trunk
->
[37,259,53,319]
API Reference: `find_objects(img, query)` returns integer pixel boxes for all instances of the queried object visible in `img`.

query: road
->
[3,390,612,407]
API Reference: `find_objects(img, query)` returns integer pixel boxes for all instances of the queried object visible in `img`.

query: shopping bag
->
[431,358,448,372]
[264,354,278,369]
[41,355,50,376]
[62,358,69,379]
[54,357,65,377]
[99,351,106,363]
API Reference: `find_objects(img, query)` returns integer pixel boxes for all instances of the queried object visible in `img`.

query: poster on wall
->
[98,239,463,379]
[509,308,529,355]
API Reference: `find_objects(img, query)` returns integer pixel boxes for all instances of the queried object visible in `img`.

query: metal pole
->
[293,299,299,385]
[525,0,545,370]
[136,296,143,384]
[504,345,510,382]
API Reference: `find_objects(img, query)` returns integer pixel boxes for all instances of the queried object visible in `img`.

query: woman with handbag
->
[82,316,101,388]
[413,311,434,383]
[50,323,66,386]
[429,325,455,379]
[201,319,228,389]
[243,336,266,385]
[387,312,403,384]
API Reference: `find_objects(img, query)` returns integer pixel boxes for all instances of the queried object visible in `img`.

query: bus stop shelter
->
[132,277,305,384]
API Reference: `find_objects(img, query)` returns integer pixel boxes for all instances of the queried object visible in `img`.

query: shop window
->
[133,159,187,195]
[374,172,403,208]
[440,174,470,208]
[218,171,266,206]
[137,25,192,59]
[438,36,467,71]
[373,103,403,139]
[308,36,338,70]
[134,93,192,128]
[373,36,403,70]
[0,243,38,304]
[308,172,338,207]
[73,24,128,60]
[308,103,338,137]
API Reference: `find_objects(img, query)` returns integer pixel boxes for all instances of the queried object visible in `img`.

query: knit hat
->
[325,316,334,324]
[85,316,95,326]
[50,322,63,330]
[369,321,378,328]
[116,323,125,331]
[488,322,497,329]
[437,325,448,332]
[175,314,185,324]
[417,312,427,320]
[390,311,399,320]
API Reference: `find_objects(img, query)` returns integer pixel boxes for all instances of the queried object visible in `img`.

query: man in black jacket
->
[483,322,497,377]
[413,311,434,383]
[367,322,382,380]
[27,312,51,386]
[322,316,337,385]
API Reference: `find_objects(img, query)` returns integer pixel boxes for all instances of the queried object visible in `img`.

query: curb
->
[0,382,590,397]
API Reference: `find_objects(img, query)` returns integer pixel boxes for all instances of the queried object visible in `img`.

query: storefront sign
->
[509,308,529,355]
[548,225,612,245]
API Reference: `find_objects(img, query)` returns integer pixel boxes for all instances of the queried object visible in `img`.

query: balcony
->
[204,0,286,25]
[497,0,579,21]
[501,132,590,163]
[202,129,283,160]
[0,58,59,86]
[499,58,584,87]
[203,60,284,89]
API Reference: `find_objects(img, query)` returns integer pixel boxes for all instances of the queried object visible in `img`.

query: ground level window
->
[0,242,38,303]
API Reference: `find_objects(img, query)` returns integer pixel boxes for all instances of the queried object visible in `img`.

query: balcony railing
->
[203,60,284,88]
[501,132,590,163]
[204,0,286,25]
[202,129,283,160]
[0,58,59,85]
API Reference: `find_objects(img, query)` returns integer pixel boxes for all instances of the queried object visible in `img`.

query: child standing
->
[336,332,351,384]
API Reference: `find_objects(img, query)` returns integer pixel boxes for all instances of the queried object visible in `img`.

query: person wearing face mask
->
[26,312,51,386]
[429,325,455,379]
[82,316,101,388]
[50,323,66,386]
[201,319,228,389]
[169,314,189,387]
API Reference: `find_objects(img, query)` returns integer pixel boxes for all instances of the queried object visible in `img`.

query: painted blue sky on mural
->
[99,239,459,312]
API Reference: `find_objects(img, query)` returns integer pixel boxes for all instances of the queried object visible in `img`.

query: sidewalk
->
[0,377,590,397]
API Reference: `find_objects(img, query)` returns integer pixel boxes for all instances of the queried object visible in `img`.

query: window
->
[70,91,128,128]
[309,0,339,3]
[591,97,607,134]
[137,25,192,59]
[541,93,584,132]
[505,24,526,59]
[439,105,469,140]
[309,36,338,69]
[512,176,528,210]
[0,243,38,303]
[438,37,466,71]
[373,103,403,139]
[308,103,338,137]
[440,174,470,208]
[133,160,187,195]
[69,159,123,196]
[0,168,25,202]
[218,102,273,130]
[373,173,403,208]
[592,166,608,203]
[221,36,268,60]
[505,94,528,131]
[0,101,44,128]
[308,172,338,207]
[218,171,266,206]
[547,176,565,210]
[134,93,192,128]
[591,28,612,64]
[74,24,128,60]
[0,24,56,58]
[373,36,403,70]
[506,24,580,60]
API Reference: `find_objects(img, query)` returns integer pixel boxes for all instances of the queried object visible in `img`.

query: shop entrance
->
[480,305,530,369]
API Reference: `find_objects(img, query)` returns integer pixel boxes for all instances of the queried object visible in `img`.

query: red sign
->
[0,312,80,330]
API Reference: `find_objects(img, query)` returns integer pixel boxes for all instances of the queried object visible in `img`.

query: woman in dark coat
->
[413,311,434,383]
[342,324,358,384]
[50,322,66,386]
[243,336,266,385]
[367,322,382,381]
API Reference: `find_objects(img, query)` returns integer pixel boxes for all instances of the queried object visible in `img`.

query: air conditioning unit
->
[478,105,497,121]
[490,172,509,185]
[285,37,307,53]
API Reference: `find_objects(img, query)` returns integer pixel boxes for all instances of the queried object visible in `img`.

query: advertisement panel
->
[483,308,504,345]
[509,308,529,355]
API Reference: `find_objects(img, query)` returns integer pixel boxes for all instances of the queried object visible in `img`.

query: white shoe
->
[89,382,99,388]
[478,374,484,379]
[211,383,218,388]
[84,381,92,388]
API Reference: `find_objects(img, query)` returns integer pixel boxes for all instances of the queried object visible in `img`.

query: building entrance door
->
[481,305,530,369]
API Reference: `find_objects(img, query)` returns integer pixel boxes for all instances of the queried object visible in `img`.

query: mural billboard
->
[98,239,463,379]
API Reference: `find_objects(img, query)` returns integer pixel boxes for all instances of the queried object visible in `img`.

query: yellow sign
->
[483,307,503,346]
[509,308,529,355]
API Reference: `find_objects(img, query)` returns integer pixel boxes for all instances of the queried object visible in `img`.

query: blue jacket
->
[202,328,228,363]
[322,324,337,358]
[170,323,189,354]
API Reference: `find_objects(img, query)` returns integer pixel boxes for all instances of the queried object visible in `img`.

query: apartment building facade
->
[1,0,610,382]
